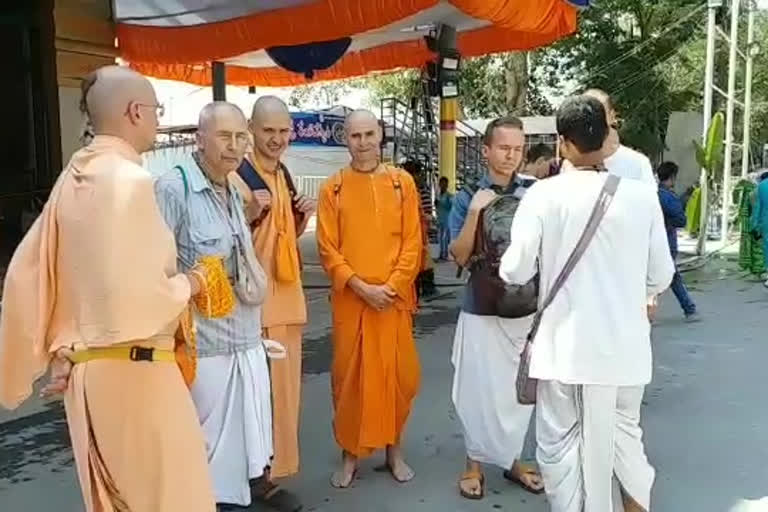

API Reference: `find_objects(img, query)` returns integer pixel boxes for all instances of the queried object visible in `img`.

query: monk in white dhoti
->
[448,116,543,500]
[0,66,216,512]
[500,95,674,512]
[154,102,295,512]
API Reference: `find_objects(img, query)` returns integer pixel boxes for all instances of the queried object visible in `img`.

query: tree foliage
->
[286,2,768,170]
[363,52,552,118]
[537,0,705,159]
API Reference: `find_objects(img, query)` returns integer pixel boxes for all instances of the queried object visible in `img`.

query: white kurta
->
[499,171,674,385]
[499,169,673,512]
[190,346,273,506]
[536,381,655,512]
[604,145,656,187]
[451,312,534,469]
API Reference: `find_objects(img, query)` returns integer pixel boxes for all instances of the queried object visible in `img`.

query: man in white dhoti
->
[582,89,656,187]
[447,116,543,500]
[582,88,660,321]
[155,103,297,512]
[500,95,675,512]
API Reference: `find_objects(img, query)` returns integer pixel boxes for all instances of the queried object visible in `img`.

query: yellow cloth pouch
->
[192,256,235,318]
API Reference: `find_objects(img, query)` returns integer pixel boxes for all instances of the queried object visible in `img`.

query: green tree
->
[363,52,552,118]
[287,79,359,109]
[537,0,705,159]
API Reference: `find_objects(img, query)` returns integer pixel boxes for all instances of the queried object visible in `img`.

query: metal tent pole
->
[212,61,226,101]
[740,2,756,178]
[721,0,740,244]
[697,0,720,255]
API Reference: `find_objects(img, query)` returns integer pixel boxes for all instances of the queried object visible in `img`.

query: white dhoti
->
[536,381,655,512]
[451,311,534,468]
[191,346,274,506]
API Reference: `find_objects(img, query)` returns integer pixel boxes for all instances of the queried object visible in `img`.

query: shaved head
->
[81,65,160,152]
[198,101,247,131]
[249,95,292,163]
[251,95,289,123]
[345,109,381,169]
[344,109,379,132]
[583,88,620,155]
[583,89,614,115]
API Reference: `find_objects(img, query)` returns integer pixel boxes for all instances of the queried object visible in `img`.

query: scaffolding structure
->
[699,0,760,254]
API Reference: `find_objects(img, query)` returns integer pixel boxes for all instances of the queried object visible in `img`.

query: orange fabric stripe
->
[129,22,576,87]
[119,0,578,85]
[117,0,439,63]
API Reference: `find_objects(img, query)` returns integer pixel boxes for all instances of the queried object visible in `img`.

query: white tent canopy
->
[113,0,315,27]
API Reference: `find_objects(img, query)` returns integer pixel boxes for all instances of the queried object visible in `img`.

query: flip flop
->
[458,470,485,500]
[503,465,545,495]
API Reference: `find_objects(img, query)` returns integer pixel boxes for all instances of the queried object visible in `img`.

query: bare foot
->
[384,444,415,483]
[503,460,544,494]
[458,458,484,500]
[330,452,357,489]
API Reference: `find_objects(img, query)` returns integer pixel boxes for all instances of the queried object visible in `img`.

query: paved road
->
[1,255,767,511]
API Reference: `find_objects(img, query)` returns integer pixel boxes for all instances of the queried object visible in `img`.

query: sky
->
[150,78,369,126]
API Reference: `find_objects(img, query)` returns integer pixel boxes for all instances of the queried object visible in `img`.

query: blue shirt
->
[448,173,536,312]
[435,191,454,226]
[658,185,686,258]
[154,158,263,358]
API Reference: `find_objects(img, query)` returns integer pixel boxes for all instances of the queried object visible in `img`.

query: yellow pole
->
[440,97,458,193]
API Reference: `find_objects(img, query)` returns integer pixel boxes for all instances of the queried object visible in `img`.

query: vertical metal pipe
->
[741,2,756,178]
[721,0,740,244]
[212,61,226,101]
[697,2,720,255]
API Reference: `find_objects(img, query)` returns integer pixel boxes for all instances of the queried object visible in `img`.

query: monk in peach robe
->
[230,97,315,491]
[0,66,215,511]
[316,109,422,488]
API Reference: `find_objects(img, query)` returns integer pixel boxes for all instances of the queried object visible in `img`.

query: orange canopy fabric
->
[119,0,578,87]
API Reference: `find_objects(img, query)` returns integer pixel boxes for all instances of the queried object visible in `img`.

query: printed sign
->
[291,113,346,147]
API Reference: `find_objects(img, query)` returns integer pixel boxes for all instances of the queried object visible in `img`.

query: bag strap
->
[528,173,620,338]
[279,162,298,197]
[174,165,189,200]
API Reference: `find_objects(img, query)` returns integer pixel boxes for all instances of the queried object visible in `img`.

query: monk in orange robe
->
[230,97,315,491]
[0,66,215,512]
[316,109,422,488]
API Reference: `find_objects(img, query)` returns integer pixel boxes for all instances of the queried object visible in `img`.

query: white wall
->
[58,86,84,164]
[664,111,704,193]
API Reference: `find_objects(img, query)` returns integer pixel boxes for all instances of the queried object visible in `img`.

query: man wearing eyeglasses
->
[155,102,278,511]
[0,66,216,512]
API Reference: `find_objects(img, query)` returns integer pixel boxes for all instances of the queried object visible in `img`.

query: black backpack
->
[463,180,539,318]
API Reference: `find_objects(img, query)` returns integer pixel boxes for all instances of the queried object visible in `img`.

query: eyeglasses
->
[135,103,165,118]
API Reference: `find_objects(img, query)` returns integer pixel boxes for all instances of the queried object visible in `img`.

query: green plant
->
[691,111,724,254]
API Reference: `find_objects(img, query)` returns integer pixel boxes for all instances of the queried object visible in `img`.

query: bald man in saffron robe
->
[0,66,215,512]
[316,109,422,488]
[230,96,315,482]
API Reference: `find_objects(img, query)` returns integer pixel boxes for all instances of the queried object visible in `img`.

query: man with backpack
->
[228,96,314,511]
[448,116,543,500]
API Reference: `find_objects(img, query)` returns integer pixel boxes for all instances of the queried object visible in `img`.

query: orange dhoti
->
[65,339,215,512]
[264,324,304,477]
[331,290,420,457]
[316,164,424,458]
